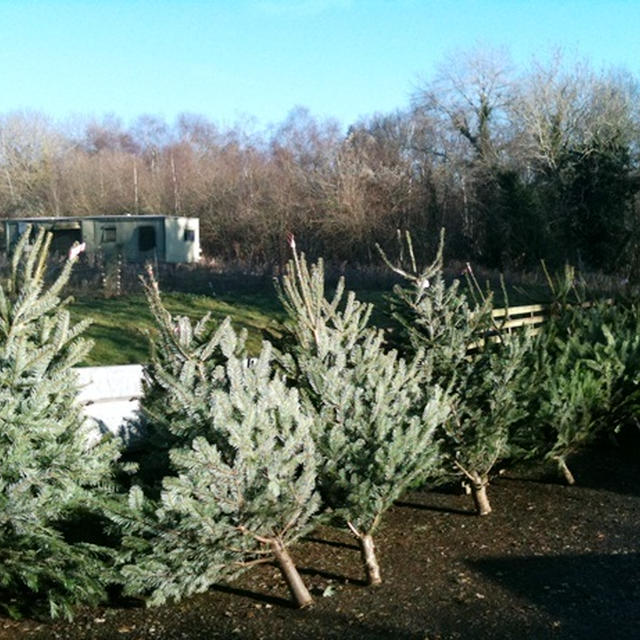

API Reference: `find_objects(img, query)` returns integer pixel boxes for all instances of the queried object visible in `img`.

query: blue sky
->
[1,0,639,131]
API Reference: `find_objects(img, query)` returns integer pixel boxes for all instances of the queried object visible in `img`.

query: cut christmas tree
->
[0,228,120,619]
[513,281,623,485]
[379,231,527,515]
[275,238,449,584]
[121,275,319,608]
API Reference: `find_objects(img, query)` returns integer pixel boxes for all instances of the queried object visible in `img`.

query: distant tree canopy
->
[0,49,638,274]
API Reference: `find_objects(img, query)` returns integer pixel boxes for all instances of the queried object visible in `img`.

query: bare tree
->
[412,47,518,263]
[512,52,640,172]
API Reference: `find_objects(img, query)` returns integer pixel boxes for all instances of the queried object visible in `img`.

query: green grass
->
[67,276,567,367]
[70,290,286,366]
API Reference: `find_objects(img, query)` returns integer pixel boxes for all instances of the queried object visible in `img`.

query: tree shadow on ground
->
[209,583,294,609]
[394,499,475,516]
[297,566,367,587]
[302,535,359,551]
[503,436,640,498]
[567,441,640,498]
[468,552,640,639]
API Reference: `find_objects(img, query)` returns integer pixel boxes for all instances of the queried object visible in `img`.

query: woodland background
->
[1,50,639,275]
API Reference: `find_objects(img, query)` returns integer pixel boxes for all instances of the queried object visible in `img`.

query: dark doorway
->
[138,225,156,252]
[51,228,82,255]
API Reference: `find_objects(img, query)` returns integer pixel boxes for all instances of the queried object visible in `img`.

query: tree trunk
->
[471,473,492,516]
[358,533,382,586]
[133,161,139,214]
[270,537,313,608]
[555,456,576,485]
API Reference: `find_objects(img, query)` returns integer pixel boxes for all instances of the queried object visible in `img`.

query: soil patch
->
[2,446,639,640]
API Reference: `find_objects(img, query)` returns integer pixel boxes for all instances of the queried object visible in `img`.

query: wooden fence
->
[492,303,549,334]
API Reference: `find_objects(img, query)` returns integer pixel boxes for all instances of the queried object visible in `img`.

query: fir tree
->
[378,231,528,515]
[275,236,449,584]
[379,230,493,368]
[121,277,318,608]
[0,228,120,619]
[125,266,248,488]
[603,302,640,438]
[445,337,528,513]
[512,268,626,484]
[514,311,611,484]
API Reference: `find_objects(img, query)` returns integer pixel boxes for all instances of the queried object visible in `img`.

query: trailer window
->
[101,226,117,243]
[183,228,195,242]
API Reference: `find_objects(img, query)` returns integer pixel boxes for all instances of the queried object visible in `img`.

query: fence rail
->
[492,303,549,333]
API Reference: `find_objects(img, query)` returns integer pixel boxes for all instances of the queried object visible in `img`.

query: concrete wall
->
[164,216,200,262]
[76,364,144,441]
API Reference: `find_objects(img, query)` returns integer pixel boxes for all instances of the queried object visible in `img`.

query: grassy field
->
[69,285,392,366]
[67,265,601,367]
[69,290,287,366]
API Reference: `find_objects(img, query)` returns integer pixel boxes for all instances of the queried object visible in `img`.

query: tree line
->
[1,48,639,274]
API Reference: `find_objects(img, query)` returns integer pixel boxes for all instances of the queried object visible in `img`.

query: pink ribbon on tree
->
[68,242,86,261]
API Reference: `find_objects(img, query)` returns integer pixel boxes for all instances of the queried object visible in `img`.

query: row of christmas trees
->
[1,228,638,619]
